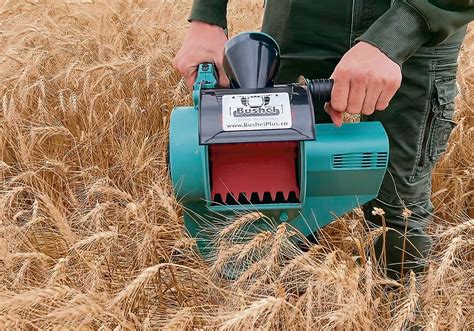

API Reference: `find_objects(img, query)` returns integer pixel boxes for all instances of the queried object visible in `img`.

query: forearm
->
[356,0,474,65]
[189,0,229,28]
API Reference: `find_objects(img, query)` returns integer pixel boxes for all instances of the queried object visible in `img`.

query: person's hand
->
[173,21,229,90]
[325,41,402,127]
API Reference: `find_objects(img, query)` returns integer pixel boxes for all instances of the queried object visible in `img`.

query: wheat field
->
[0,0,472,329]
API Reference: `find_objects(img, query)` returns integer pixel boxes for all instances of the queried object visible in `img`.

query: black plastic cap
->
[298,76,334,103]
[223,32,280,89]
[308,79,334,102]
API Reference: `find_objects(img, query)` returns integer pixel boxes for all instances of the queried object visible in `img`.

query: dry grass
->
[0,0,472,329]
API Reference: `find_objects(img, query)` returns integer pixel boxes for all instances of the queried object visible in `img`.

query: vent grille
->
[332,152,388,169]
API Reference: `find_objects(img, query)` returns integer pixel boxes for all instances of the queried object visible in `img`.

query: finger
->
[375,82,398,111]
[184,67,198,91]
[329,72,350,113]
[346,77,366,115]
[361,82,383,115]
[324,103,344,127]
[217,69,230,88]
[215,58,230,88]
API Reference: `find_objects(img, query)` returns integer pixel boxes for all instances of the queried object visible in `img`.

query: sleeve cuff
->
[189,0,229,28]
[355,1,433,66]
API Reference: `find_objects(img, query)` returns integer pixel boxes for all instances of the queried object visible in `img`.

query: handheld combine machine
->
[170,32,389,256]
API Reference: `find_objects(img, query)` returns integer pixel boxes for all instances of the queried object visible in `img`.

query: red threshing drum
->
[209,141,300,204]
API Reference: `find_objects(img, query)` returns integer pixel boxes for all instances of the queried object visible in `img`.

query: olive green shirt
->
[189,0,474,65]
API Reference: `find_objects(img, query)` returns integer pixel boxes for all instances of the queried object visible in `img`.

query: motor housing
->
[169,32,389,256]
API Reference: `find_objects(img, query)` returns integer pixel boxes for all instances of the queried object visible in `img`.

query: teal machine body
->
[169,32,389,256]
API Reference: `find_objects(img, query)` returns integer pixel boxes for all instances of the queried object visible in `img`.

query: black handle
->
[307,78,334,102]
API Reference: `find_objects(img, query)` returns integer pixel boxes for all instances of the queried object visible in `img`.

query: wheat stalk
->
[390,271,419,330]
[216,212,266,241]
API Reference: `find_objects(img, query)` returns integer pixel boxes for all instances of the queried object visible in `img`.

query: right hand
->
[173,21,230,90]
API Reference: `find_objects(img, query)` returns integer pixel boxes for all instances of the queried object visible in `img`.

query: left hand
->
[325,41,402,126]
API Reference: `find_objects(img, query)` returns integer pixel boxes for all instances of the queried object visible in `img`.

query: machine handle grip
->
[307,78,334,102]
[195,63,218,88]
[193,63,219,107]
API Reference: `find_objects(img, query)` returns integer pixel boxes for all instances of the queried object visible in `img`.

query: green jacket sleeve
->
[356,0,474,66]
[188,0,229,28]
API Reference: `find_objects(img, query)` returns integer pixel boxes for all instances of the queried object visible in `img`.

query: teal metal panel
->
[169,106,207,203]
[306,171,386,196]
[288,195,377,237]
[305,122,388,197]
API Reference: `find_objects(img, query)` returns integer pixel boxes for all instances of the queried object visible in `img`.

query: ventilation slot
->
[333,152,388,169]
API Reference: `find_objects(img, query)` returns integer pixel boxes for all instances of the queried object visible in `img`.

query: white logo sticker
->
[222,93,292,132]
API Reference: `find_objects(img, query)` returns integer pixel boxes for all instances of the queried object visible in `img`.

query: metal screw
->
[279,212,289,222]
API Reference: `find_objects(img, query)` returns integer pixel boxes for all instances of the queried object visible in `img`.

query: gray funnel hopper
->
[223,32,280,89]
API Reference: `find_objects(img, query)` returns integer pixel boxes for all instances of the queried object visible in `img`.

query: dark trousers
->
[262,0,466,278]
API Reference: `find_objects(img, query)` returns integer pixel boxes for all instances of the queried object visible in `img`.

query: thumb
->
[324,103,344,127]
